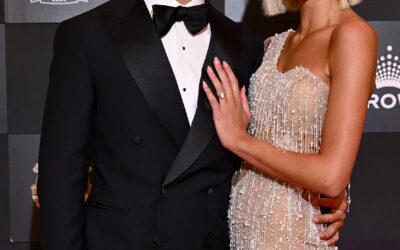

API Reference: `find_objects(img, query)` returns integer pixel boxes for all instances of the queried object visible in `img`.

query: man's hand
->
[312,191,347,246]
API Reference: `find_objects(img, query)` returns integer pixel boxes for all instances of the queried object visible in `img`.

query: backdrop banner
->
[365,21,400,132]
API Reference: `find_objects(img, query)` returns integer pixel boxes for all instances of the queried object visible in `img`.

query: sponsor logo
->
[368,45,400,110]
[30,0,88,5]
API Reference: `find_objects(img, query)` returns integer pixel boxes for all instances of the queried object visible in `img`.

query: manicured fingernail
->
[202,81,207,86]
[223,61,228,68]
[313,217,318,223]
[214,57,220,65]
[318,232,324,238]
[207,66,212,73]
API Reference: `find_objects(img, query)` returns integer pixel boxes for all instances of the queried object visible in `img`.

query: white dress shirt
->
[144,0,211,125]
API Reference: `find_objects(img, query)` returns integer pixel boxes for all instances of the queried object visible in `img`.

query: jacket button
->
[161,188,167,195]
[205,236,213,247]
[206,188,214,195]
[133,136,143,145]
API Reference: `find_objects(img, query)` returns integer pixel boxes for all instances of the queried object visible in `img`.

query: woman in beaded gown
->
[202,0,379,249]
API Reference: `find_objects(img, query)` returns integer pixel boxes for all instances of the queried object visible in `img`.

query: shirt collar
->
[144,0,206,17]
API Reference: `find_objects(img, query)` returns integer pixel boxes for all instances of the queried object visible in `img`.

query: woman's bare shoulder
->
[328,14,379,92]
[331,16,378,49]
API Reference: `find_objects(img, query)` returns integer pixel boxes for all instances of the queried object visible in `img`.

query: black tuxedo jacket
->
[37,0,264,249]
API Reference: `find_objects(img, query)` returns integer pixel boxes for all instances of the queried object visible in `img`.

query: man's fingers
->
[312,197,341,209]
[338,194,348,212]
[312,191,345,209]
[319,221,342,241]
[327,232,339,246]
[313,213,334,224]
[313,209,346,224]
[202,81,219,112]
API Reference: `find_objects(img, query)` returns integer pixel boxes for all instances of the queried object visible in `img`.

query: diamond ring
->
[219,93,225,99]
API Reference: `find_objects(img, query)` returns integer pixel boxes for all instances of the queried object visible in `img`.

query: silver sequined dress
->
[228,30,334,249]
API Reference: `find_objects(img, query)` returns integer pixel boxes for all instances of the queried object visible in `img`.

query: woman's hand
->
[202,57,251,150]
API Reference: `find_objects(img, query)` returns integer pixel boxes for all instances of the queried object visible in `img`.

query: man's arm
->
[37,21,93,250]
[240,26,264,89]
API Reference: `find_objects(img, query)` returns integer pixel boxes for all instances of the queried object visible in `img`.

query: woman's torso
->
[228,29,334,250]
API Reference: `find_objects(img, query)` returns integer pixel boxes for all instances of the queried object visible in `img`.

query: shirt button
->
[161,188,167,195]
[183,88,187,92]
[182,46,186,51]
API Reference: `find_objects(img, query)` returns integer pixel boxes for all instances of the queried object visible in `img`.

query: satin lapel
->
[101,0,190,149]
[162,5,242,187]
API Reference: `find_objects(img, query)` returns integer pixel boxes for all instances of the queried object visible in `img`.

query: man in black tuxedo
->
[37,0,347,249]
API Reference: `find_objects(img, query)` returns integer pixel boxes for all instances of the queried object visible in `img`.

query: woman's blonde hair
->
[263,0,362,16]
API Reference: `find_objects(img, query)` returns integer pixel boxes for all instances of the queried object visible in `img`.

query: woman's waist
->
[233,166,321,207]
[248,127,322,154]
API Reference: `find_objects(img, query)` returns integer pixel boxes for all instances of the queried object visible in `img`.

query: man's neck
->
[176,0,192,5]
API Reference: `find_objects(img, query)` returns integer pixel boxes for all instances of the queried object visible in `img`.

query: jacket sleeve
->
[37,21,93,250]
[252,37,265,74]
[240,26,265,89]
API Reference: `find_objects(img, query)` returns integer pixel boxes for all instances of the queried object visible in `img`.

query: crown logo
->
[376,45,400,89]
[30,0,88,5]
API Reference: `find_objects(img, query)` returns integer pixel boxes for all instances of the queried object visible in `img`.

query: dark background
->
[0,0,399,249]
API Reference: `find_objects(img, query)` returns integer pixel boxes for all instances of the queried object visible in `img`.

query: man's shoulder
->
[210,7,262,45]
[240,25,264,53]
[209,5,240,30]
[58,0,132,33]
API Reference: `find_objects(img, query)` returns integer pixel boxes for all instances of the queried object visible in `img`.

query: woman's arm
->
[203,20,378,197]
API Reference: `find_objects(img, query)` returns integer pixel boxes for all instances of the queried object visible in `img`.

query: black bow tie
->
[152,4,210,37]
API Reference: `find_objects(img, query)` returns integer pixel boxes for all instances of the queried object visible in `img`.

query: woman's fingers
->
[222,61,240,102]
[213,57,234,103]
[207,66,225,101]
[202,81,220,112]
[241,87,251,118]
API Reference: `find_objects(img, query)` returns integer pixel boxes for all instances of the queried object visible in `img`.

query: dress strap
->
[272,29,294,65]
